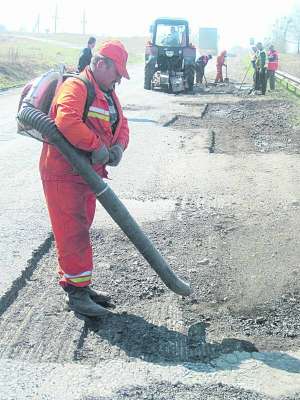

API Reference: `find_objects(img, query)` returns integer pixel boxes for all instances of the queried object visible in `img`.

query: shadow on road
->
[76,311,300,373]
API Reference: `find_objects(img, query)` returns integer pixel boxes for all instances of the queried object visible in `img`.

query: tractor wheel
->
[144,64,154,90]
[185,65,195,92]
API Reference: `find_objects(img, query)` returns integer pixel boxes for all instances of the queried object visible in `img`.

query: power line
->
[81,9,87,35]
[53,4,58,33]
[33,14,40,33]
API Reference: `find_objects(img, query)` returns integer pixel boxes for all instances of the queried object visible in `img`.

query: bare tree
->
[288,5,300,53]
[270,16,292,52]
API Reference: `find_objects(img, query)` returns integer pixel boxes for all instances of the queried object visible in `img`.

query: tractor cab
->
[152,20,188,47]
[145,18,196,93]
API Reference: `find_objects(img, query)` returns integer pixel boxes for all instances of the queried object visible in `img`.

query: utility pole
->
[81,9,87,35]
[53,4,58,34]
[33,14,40,33]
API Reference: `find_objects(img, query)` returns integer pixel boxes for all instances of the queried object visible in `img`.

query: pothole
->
[1,199,298,368]
[169,115,203,129]
[75,311,257,364]
[95,382,273,400]
[204,103,237,118]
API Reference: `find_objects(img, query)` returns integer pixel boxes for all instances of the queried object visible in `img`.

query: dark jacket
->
[196,55,210,67]
[77,47,93,72]
[256,49,267,70]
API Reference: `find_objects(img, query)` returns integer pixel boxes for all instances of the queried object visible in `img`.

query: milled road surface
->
[0,63,300,399]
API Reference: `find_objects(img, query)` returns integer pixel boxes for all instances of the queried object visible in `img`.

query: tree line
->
[269,5,300,53]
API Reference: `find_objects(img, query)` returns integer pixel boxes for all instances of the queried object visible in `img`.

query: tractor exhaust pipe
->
[17,107,192,297]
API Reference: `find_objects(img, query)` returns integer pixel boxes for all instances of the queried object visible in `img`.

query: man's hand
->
[107,144,124,166]
[91,144,110,165]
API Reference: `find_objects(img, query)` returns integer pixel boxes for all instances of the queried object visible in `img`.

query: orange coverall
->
[40,68,129,287]
[215,51,227,83]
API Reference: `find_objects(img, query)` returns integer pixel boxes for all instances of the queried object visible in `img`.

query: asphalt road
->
[0,88,50,303]
[0,64,300,399]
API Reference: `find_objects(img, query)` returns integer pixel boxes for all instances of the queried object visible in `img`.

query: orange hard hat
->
[98,40,130,79]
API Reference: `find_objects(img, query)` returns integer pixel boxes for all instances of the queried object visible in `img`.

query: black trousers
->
[267,70,276,90]
[254,67,267,95]
[195,64,205,83]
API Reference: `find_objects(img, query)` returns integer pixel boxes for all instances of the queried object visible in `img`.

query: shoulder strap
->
[63,73,96,121]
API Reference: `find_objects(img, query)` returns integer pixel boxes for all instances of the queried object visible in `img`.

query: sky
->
[1,0,299,48]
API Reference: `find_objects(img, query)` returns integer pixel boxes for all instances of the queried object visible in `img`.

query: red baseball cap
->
[98,40,130,79]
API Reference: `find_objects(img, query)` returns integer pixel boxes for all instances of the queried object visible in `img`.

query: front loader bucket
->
[17,107,192,297]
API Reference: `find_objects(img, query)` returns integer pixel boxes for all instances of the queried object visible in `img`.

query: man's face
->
[94,59,122,90]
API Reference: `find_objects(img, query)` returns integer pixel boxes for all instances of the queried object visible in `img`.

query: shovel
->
[224,64,229,83]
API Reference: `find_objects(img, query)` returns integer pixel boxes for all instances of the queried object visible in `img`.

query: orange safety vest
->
[40,68,129,182]
[267,50,279,71]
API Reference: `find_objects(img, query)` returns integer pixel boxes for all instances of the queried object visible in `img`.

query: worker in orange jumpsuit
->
[215,50,227,83]
[40,41,130,317]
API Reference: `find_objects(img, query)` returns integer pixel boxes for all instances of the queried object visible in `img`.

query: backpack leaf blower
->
[17,106,192,297]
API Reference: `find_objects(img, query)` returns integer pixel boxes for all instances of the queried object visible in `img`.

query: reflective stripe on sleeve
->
[89,106,109,115]
[88,111,110,121]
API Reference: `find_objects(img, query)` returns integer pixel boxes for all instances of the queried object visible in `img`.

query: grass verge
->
[0,33,145,90]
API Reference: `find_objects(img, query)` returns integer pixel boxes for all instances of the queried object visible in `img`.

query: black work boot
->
[83,286,116,309]
[64,285,112,317]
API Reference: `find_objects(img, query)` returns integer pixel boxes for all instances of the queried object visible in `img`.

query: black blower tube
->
[18,107,192,297]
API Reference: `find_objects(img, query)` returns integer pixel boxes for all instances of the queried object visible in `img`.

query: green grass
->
[0,33,145,90]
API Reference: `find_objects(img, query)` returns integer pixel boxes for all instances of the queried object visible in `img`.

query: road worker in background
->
[40,40,130,317]
[195,54,212,84]
[267,45,279,90]
[77,36,96,73]
[250,46,258,89]
[254,42,267,95]
[214,50,227,83]
[162,26,180,46]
